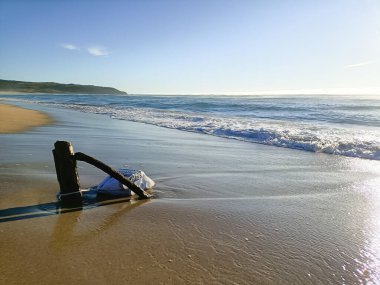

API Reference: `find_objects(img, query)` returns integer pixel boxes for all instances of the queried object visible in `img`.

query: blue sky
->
[1,0,379,94]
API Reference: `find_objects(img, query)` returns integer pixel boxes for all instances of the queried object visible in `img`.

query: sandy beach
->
[0,102,380,284]
[0,103,53,133]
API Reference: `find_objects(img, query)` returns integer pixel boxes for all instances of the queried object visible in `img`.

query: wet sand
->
[0,103,53,133]
[0,102,380,284]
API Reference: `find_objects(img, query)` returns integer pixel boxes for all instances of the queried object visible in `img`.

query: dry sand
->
[0,103,380,284]
[0,103,53,133]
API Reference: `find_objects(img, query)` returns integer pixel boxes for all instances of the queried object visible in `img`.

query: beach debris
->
[53,141,82,203]
[97,168,155,196]
[53,140,151,204]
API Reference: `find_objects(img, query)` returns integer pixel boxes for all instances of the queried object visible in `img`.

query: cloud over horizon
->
[87,47,109,56]
[344,61,374,69]
[61,44,109,57]
[62,43,79,50]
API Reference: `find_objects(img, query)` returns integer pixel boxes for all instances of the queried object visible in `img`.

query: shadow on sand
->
[0,189,150,223]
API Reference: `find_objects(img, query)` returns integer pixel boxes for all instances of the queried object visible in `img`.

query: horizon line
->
[129,88,380,96]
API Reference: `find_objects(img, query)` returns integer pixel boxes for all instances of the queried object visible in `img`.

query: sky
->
[0,0,380,95]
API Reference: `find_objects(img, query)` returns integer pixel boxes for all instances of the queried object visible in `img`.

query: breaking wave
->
[57,103,380,160]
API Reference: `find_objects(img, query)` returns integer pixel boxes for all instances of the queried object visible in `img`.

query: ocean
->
[1,94,379,160]
[1,94,380,284]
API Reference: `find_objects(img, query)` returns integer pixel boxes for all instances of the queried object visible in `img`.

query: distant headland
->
[0,79,127,95]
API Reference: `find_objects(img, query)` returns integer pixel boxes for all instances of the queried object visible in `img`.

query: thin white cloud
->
[87,46,109,56]
[344,61,374,69]
[62,43,79,50]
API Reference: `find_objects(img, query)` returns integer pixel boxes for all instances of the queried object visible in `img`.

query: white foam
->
[4,97,380,160]
[64,104,380,160]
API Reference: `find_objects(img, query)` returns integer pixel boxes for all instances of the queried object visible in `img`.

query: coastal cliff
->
[0,79,127,95]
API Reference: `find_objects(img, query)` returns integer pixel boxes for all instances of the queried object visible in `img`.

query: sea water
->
[1,94,379,160]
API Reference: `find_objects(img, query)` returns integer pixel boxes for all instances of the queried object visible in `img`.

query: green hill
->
[0,79,127,95]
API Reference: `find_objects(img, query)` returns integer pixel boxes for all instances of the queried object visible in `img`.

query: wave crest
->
[73,104,380,160]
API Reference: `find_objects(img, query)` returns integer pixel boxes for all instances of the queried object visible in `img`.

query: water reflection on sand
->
[1,104,380,284]
[353,172,380,283]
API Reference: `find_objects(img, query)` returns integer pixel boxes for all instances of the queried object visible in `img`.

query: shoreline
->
[0,103,53,133]
[0,102,379,284]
